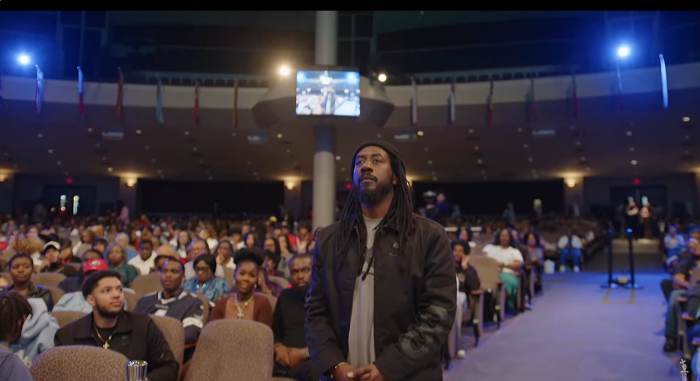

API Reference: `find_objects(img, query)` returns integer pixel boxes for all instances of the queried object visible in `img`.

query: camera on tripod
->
[423,190,437,205]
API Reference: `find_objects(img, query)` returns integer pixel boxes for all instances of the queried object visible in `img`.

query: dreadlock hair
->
[336,142,416,280]
[0,291,32,342]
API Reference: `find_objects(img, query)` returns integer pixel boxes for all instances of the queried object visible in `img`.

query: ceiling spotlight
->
[279,65,291,76]
[184,131,190,135]
[631,160,638,165]
[477,159,483,164]
[17,54,31,65]
[37,134,43,138]
[247,161,252,165]
[335,156,341,161]
[136,130,142,134]
[683,117,691,122]
[145,146,150,150]
[629,147,635,152]
[626,131,632,136]
[87,128,93,133]
[523,144,529,148]
[527,157,533,162]
[427,160,433,165]
[424,147,429,152]
[56,161,61,165]
[616,45,631,59]
[253,172,258,176]
[107,167,113,172]
[377,73,387,83]
[277,134,283,138]
[474,146,479,150]
[432,176,438,181]
[47,149,53,154]
[417,131,424,137]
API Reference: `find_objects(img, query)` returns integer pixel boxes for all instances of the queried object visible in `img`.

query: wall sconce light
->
[285,181,295,191]
[126,179,137,187]
[566,178,577,188]
[0,174,5,182]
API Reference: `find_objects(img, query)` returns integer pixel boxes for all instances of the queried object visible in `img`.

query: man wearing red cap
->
[53,258,111,313]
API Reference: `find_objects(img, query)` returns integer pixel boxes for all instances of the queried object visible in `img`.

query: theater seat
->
[44,286,64,307]
[184,320,273,381]
[131,274,162,299]
[268,275,289,289]
[31,346,129,381]
[51,311,87,327]
[468,256,505,329]
[32,273,66,288]
[150,315,185,367]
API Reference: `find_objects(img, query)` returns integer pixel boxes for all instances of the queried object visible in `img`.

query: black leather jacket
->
[306,214,456,381]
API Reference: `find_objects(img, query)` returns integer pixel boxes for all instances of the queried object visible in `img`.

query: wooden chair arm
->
[471,289,485,295]
[184,342,197,350]
[693,337,700,347]
[524,264,533,270]
[678,297,688,303]
[682,312,695,322]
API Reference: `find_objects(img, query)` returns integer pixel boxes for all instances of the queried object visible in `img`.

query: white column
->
[312,11,338,230]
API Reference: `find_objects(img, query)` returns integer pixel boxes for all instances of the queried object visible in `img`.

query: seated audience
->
[0,254,53,311]
[214,240,236,271]
[128,240,156,275]
[182,254,230,306]
[664,225,686,271]
[115,232,139,261]
[263,249,284,278]
[272,254,318,381]
[57,249,102,293]
[451,240,479,359]
[662,238,700,351]
[104,243,139,287]
[54,271,179,381]
[184,239,224,279]
[135,259,204,345]
[0,291,59,366]
[557,228,583,273]
[483,229,523,311]
[0,348,35,381]
[35,240,78,277]
[53,258,110,313]
[210,248,273,327]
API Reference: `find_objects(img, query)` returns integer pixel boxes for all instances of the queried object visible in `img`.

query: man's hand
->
[287,348,308,368]
[333,363,358,381]
[353,363,385,381]
[274,344,290,367]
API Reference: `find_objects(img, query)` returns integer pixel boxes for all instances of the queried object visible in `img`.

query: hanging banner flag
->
[233,80,239,128]
[155,76,164,124]
[571,71,579,118]
[487,78,494,125]
[410,77,418,125]
[35,65,44,115]
[448,79,456,124]
[616,64,624,111]
[116,68,124,118]
[530,76,537,122]
[194,79,200,126]
[659,54,669,109]
[77,66,85,115]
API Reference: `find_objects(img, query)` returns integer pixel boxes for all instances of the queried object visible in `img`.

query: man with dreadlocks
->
[306,141,456,381]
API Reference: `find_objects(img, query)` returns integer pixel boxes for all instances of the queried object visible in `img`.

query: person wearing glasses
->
[182,254,230,306]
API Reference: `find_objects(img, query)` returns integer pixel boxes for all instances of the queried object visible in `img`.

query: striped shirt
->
[135,290,204,344]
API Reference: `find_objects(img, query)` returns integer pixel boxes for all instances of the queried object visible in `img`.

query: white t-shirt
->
[483,244,524,274]
[128,254,156,275]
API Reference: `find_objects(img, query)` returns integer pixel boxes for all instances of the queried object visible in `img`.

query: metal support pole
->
[601,229,619,289]
[625,228,643,289]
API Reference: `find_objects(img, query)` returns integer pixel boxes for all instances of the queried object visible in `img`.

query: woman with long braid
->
[306,140,456,381]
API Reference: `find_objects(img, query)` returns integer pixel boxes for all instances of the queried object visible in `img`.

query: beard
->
[358,177,393,205]
[95,303,122,319]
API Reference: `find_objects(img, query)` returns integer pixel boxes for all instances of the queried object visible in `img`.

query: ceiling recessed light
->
[523,144,528,148]
[580,156,586,161]
[532,169,537,173]
[345,177,350,182]
[335,156,341,161]
[575,141,581,146]
[477,159,483,164]
[135,130,142,134]
[199,160,204,164]
[431,171,436,176]
[286,149,292,153]
[247,161,252,165]
[427,160,433,165]
[527,157,533,162]
[184,131,190,135]
[276,134,283,138]
[208,176,213,180]
[432,176,438,181]
[37,134,43,138]
[683,117,691,122]
[626,131,632,136]
[424,147,429,152]
[56,161,61,165]
[417,131,424,137]
[87,128,93,133]
[95,143,100,147]
[64,172,69,176]
[340,167,346,172]
[474,146,479,150]
[157,170,163,174]
[686,135,691,140]
[145,146,150,150]
[152,159,156,163]
[481,170,486,174]
[47,149,53,154]
[192,147,198,151]
[231,132,236,137]
[570,125,576,129]
[253,172,258,176]
[517,128,522,132]
[468,129,474,134]
[102,157,107,161]
[629,147,635,152]
[107,167,113,172]
[585,167,591,172]
[376,134,382,138]
[631,160,638,165]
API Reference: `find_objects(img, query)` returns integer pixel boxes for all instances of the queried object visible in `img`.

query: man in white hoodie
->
[0,292,59,367]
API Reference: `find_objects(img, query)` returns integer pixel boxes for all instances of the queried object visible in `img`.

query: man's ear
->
[392,175,398,185]
[86,294,96,308]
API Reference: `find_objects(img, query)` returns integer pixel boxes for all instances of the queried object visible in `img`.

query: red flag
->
[116,68,124,118]
[572,71,578,118]
[194,79,200,126]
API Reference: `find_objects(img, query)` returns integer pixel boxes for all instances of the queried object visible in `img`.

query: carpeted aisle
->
[445,270,683,381]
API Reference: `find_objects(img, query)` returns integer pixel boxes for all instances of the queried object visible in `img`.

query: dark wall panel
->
[138,180,284,215]
[413,180,564,216]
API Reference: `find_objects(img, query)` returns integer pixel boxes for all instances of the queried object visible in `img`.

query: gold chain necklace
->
[94,325,114,349]
[233,294,253,319]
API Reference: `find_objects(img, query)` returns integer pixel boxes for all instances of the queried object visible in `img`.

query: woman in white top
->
[482,229,523,310]
[664,225,685,268]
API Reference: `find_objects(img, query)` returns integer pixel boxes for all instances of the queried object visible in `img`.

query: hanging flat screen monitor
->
[296,70,361,117]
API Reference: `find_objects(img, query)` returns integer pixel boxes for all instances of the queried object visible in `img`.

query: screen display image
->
[296,70,361,117]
